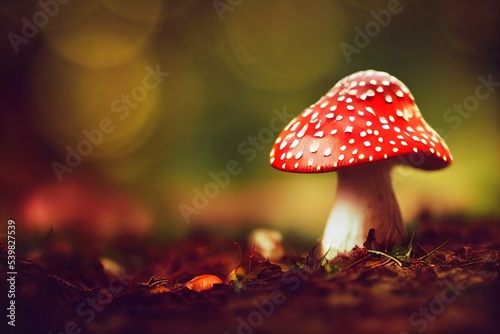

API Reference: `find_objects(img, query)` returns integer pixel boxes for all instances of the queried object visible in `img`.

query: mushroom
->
[269,70,452,259]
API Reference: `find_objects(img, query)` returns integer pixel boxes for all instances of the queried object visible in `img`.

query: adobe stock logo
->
[7,0,71,54]
[212,0,244,21]
[51,65,169,182]
[178,107,293,224]
[400,278,467,334]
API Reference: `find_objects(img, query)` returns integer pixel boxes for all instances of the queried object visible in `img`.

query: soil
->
[1,214,499,334]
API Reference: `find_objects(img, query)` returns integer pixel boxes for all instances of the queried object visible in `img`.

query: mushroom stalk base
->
[320,161,407,260]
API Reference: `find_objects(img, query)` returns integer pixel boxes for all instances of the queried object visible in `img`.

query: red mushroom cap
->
[270,70,452,173]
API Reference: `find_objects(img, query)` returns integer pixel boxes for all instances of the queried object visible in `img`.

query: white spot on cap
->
[369,156,373,161]
[338,154,345,161]
[376,86,384,93]
[364,140,371,147]
[359,81,366,86]
[346,97,353,103]
[389,140,396,145]
[358,110,365,116]
[309,141,320,153]
[401,141,408,146]
[382,124,390,130]
[366,89,375,97]
[396,90,404,98]
[411,135,420,142]
[294,162,299,168]
[375,146,382,152]
[290,121,301,131]
[270,157,275,164]
[314,131,324,138]
[307,158,314,166]
[396,110,404,117]
[366,120,373,127]
[349,157,355,163]
[330,105,337,111]
[360,131,367,137]
[286,151,293,159]
[349,116,355,122]
[394,126,401,132]
[340,145,347,151]
[389,115,395,122]
[330,129,338,135]
[344,125,353,133]
[349,89,357,95]
[324,148,332,157]
[297,124,308,138]
[335,115,343,121]
[348,138,355,144]
[295,151,303,159]
[290,139,300,148]
[369,79,377,85]
[392,147,398,153]
[325,113,334,119]
[366,106,375,115]
[352,148,358,155]
[315,121,322,130]
[382,80,390,86]
[320,101,329,108]
[378,137,383,142]
[282,162,286,169]
[337,96,345,102]
[385,95,393,103]
[346,105,355,110]
[303,109,313,117]
[311,111,319,120]
[279,140,288,150]
[379,117,388,124]
[360,93,367,100]
[280,152,286,160]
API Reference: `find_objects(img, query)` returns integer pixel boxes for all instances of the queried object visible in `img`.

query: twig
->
[343,255,370,271]
[367,250,402,267]
[417,239,451,261]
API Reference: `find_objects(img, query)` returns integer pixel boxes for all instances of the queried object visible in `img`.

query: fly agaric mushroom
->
[270,70,452,260]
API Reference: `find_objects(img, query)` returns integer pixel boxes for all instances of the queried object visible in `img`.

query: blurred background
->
[0,0,498,248]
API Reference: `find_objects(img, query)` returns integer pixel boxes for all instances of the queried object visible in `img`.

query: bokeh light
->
[0,0,498,246]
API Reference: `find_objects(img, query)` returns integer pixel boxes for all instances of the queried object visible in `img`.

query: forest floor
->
[2,214,499,334]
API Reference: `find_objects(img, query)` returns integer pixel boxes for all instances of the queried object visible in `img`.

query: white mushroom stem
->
[321,160,408,260]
